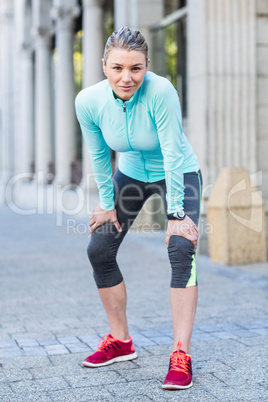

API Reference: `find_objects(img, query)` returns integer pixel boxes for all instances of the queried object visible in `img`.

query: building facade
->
[0,0,267,253]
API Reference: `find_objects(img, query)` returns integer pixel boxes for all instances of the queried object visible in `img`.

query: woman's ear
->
[102,58,107,76]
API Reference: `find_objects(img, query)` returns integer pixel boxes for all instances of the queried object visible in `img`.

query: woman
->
[75,27,202,390]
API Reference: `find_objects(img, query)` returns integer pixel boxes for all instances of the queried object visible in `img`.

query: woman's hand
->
[89,205,122,234]
[165,215,199,249]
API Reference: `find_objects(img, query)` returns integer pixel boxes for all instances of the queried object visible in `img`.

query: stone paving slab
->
[23,347,48,357]
[0,348,25,358]
[37,338,61,346]
[0,339,18,348]
[0,206,268,401]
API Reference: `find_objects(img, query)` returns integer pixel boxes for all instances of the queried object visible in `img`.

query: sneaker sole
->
[82,351,138,368]
[162,381,193,390]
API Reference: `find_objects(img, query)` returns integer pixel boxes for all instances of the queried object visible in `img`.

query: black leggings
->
[87,169,202,288]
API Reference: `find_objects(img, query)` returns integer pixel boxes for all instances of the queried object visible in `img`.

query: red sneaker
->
[82,334,137,367]
[162,341,193,390]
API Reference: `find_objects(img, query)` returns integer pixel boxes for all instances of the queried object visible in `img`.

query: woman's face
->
[102,47,149,101]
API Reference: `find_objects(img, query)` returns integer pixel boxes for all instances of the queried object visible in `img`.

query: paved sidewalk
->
[0,206,268,401]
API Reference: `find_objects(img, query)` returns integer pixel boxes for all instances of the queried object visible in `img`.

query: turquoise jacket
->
[75,71,199,213]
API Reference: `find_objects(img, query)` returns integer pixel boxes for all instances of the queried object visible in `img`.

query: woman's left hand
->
[165,215,199,249]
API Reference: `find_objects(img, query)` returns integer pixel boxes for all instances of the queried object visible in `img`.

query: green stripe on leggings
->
[186,254,198,287]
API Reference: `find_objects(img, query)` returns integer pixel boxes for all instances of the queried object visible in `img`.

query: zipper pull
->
[123,102,126,112]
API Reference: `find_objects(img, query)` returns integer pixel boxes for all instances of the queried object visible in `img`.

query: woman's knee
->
[168,235,197,288]
[87,241,98,265]
[87,238,123,288]
[87,238,109,266]
[87,230,121,268]
[168,235,195,258]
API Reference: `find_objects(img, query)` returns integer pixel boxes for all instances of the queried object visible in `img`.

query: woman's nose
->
[122,70,131,82]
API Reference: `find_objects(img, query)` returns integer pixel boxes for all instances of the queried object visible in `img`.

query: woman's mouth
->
[120,86,134,90]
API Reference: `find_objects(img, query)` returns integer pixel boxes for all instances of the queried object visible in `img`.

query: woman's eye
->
[132,67,141,71]
[114,67,121,71]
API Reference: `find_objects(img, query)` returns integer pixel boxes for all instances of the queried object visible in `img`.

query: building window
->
[164,0,187,16]
[150,9,187,117]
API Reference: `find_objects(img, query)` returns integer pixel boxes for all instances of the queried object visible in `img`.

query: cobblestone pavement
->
[0,206,268,401]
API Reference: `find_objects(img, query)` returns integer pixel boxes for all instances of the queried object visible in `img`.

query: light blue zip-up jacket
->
[75,71,199,213]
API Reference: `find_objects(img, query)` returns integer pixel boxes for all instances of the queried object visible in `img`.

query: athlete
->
[75,27,202,390]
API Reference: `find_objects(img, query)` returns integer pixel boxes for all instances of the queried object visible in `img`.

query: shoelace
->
[96,334,114,351]
[169,341,191,374]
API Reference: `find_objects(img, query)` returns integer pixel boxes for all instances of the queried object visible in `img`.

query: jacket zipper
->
[123,101,148,181]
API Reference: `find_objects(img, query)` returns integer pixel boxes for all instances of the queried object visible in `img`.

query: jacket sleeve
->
[75,91,114,211]
[153,80,185,213]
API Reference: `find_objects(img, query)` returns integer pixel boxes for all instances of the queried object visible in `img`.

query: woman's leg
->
[98,281,129,340]
[167,171,202,354]
[170,286,198,354]
[87,170,148,340]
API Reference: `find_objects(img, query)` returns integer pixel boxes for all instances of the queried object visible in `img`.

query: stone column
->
[81,0,104,189]
[256,0,268,251]
[52,5,80,185]
[20,44,34,175]
[0,1,15,182]
[114,0,128,30]
[187,0,258,254]
[188,0,257,190]
[13,0,35,177]
[256,0,268,202]
[34,29,53,182]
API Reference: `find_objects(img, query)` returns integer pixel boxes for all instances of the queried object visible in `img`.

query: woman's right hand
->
[89,204,122,234]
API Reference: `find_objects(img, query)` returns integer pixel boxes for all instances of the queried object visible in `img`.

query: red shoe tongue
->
[175,350,187,357]
[172,349,186,356]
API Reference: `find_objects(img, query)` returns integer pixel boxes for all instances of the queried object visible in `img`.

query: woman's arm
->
[75,91,122,233]
[75,90,114,211]
[153,80,199,248]
[153,79,185,214]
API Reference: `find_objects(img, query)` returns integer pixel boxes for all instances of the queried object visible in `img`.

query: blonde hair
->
[103,27,149,65]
